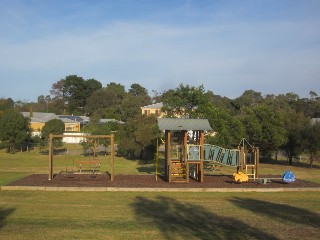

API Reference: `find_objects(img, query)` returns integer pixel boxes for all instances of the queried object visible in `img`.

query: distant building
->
[311,118,320,125]
[22,112,80,136]
[22,112,123,143]
[141,102,164,117]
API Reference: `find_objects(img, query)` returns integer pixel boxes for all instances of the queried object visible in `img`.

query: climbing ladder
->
[245,164,256,180]
[169,161,188,183]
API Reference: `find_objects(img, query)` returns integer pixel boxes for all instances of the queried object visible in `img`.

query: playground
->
[3,118,319,190]
[1,135,319,239]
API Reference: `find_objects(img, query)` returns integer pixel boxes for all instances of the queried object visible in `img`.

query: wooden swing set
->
[48,133,115,181]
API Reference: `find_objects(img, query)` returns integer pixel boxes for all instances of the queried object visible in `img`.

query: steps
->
[169,162,188,183]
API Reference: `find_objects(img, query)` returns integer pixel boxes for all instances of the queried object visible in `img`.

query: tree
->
[83,118,121,155]
[36,95,51,112]
[85,87,122,119]
[232,90,264,113]
[162,84,209,118]
[50,79,65,100]
[0,98,15,117]
[49,79,66,114]
[121,83,151,121]
[52,75,102,114]
[90,82,127,120]
[281,109,309,165]
[204,106,245,148]
[0,109,31,153]
[41,119,65,148]
[240,105,287,159]
[118,115,160,160]
[129,83,149,97]
[106,82,126,100]
[301,122,320,167]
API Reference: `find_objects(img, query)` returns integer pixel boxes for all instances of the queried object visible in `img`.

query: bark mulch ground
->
[6,173,320,189]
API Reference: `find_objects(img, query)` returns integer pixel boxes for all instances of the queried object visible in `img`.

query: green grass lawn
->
[0,149,319,239]
[1,191,319,239]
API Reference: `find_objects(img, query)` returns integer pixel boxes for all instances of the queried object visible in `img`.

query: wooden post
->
[48,133,53,180]
[183,130,188,162]
[156,138,158,181]
[183,130,188,181]
[200,131,204,182]
[255,148,259,178]
[110,134,115,181]
[165,130,171,182]
[186,161,189,183]
[239,147,245,173]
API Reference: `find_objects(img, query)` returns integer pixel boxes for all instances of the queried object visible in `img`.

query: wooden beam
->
[165,130,171,181]
[48,133,53,180]
[110,134,115,181]
[255,148,259,178]
[200,131,204,182]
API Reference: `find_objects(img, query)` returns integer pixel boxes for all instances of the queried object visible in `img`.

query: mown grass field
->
[0,148,319,239]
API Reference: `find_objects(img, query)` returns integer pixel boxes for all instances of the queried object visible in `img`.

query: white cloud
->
[0,8,319,100]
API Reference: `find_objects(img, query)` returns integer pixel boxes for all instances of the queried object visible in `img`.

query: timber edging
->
[1,185,320,192]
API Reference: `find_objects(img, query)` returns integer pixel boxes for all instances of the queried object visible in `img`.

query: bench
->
[77,161,101,173]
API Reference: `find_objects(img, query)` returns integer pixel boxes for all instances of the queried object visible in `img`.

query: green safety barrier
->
[204,144,239,167]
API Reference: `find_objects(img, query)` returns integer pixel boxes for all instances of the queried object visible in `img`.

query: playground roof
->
[157,118,212,131]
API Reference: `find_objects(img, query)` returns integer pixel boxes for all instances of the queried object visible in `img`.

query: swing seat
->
[77,160,101,173]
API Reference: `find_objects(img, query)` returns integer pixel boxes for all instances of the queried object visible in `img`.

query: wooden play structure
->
[157,118,260,183]
[48,133,115,181]
[157,118,212,183]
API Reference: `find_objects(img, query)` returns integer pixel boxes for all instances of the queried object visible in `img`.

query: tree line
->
[0,75,319,166]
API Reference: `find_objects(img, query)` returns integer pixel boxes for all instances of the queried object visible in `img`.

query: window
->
[65,124,76,132]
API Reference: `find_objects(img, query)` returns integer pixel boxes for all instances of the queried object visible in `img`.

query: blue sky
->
[1,0,319,101]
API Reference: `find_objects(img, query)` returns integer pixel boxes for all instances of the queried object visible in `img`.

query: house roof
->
[22,112,78,123]
[141,102,163,109]
[99,119,124,124]
[157,118,212,131]
[22,112,60,123]
[311,118,320,125]
[22,112,123,125]
[59,115,85,123]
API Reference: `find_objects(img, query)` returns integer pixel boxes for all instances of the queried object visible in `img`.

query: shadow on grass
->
[229,197,320,228]
[136,159,165,174]
[0,208,15,229]
[131,196,277,240]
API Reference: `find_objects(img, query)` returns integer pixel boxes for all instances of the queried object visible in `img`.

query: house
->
[311,118,320,125]
[22,112,80,136]
[141,102,164,117]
